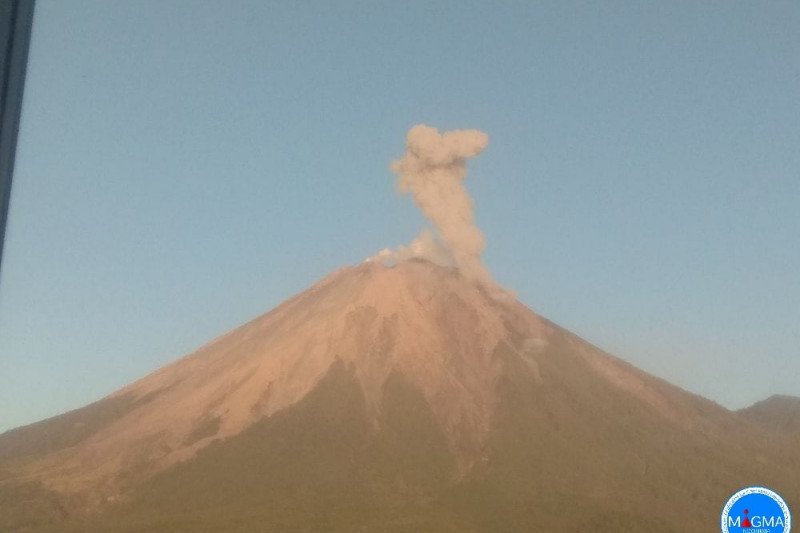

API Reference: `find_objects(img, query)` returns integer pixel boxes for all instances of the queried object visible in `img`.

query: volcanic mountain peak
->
[121,259,548,424]
[3,260,798,532]
[15,261,553,493]
[8,260,728,494]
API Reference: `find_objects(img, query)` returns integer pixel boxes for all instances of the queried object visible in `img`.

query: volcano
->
[1,260,797,532]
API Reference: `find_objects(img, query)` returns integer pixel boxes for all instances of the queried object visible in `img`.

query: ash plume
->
[370,124,493,285]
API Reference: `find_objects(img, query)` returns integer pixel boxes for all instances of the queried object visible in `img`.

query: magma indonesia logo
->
[721,486,791,533]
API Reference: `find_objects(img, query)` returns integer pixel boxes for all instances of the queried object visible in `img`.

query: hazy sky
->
[1,0,798,432]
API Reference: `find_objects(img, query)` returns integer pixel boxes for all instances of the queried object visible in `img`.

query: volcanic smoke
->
[370,124,493,286]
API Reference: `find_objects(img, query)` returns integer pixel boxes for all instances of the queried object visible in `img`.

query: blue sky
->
[1,0,798,431]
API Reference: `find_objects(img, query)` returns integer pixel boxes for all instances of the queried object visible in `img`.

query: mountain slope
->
[1,260,797,532]
[738,395,800,435]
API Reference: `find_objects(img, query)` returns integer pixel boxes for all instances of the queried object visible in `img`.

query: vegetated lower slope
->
[43,329,800,533]
[0,392,165,531]
[1,261,797,532]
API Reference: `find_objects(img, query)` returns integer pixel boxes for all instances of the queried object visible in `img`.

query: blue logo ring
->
[721,486,791,532]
